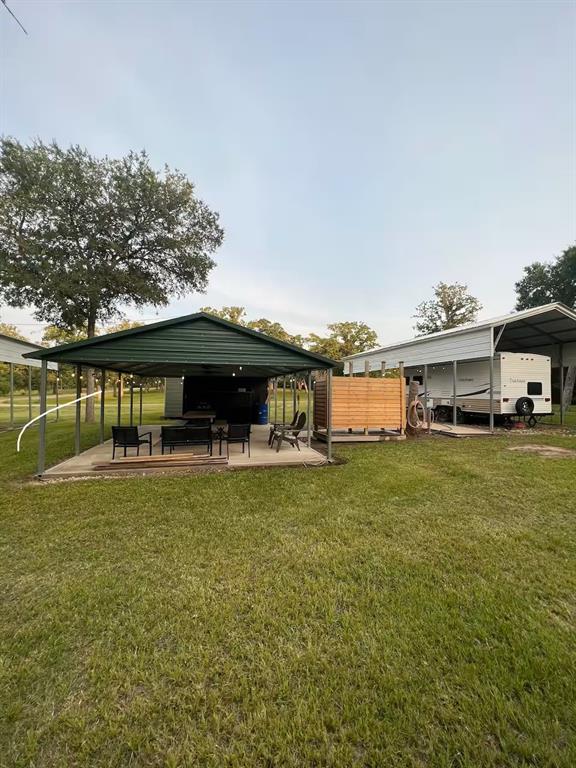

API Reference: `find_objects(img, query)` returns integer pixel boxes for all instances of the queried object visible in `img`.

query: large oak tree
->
[515,245,576,409]
[0,139,223,419]
[413,282,482,335]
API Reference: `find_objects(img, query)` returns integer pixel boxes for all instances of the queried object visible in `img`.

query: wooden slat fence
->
[314,377,405,431]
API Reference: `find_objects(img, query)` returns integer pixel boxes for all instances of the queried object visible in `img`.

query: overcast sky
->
[1,0,575,344]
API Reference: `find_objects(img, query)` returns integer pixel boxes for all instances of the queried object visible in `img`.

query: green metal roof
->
[23,312,337,377]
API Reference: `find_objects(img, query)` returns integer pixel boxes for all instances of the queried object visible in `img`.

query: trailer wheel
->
[515,397,534,416]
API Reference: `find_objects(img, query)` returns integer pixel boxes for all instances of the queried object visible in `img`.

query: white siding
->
[164,377,183,417]
[0,336,57,370]
[347,327,493,372]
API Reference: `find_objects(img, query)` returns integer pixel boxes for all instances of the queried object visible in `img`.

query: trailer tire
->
[515,397,534,416]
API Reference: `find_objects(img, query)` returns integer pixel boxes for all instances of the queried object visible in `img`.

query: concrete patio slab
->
[43,424,326,477]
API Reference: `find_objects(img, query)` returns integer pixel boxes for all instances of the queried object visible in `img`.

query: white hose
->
[407,397,425,430]
[16,390,101,452]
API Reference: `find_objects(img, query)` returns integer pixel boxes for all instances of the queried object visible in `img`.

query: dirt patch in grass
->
[507,444,576,459]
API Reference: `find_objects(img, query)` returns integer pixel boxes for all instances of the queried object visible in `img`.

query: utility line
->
[1,0,28,35]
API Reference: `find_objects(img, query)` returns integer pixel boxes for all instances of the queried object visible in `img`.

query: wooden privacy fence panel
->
[314,377,405,431]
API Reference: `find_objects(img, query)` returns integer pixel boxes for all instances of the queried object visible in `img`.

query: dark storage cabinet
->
[182,376,268,424]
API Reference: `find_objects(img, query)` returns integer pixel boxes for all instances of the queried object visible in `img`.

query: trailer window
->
[527,382,542,396]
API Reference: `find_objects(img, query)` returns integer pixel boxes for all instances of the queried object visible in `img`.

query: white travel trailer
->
[343,303,576,430]
[407,352,552,421]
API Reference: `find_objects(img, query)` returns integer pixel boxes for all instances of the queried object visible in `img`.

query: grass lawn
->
[1,398,575,767]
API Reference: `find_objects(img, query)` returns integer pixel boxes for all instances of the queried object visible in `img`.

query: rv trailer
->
[407,352,552,421]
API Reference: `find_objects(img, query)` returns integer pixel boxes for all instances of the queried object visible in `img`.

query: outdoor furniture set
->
[111,423,251,459]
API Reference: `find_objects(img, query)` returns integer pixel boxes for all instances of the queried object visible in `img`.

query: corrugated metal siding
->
[0,336,57,369]
[348,327,493,372]
[164,378,183,417]
[35,317,324,372]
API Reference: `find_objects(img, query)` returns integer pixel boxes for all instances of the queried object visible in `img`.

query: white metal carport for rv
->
[343,303,576,431]
[0,333,58,429]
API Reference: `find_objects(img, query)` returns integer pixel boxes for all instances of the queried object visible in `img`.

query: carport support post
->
[452,360,458,426]
[75,365,81,456]
[37,360,48,477]
[399,361,405,435]
[489,356,495,433]
[99,368,106,444]
[282,376,286,424]
[306,370,312,448]
[129,380,134,426]
[559,344,565,425]
[327,368,333,462]
[28,366,32,421]
[424,363,430,434]
[364,360,370,435]
[273,378,278,423]
[139,385,143,426]
[55,372,59,421]
[117,375,122,425]
[9,363,14,428]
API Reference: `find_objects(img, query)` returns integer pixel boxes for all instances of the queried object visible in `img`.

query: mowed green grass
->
[0,400,575,767]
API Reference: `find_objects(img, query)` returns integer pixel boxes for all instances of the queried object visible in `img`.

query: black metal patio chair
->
[112,426,152,459]
[226,423,251,457]
[270,412,306,453]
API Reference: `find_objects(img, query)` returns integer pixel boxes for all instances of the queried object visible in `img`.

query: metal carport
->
[24,312,337,475]
[344,303,576,431]
[0,333,57,429]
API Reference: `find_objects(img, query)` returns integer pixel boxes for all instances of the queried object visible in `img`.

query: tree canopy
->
[515,244,576,409]
[413,282,482,335]
[199,307,377,359]
[0,138,223,419]
[0,139,224,338]
[200,306,304,346]
[307,322,378,361]
[199,306,247,325]
[515,245,576,311]
[0,322,28,342]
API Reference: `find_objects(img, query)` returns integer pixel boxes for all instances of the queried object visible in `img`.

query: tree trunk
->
[84,314,97,423]
[563,365,576,415]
